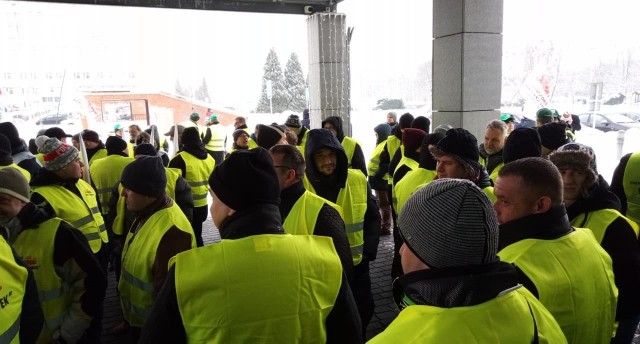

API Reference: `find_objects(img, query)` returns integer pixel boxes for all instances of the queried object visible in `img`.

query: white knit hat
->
[398,178,499,268]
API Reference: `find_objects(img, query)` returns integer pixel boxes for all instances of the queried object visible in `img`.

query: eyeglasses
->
[273,165,293,170]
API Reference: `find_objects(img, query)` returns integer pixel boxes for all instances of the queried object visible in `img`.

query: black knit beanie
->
[411,116,431,133]
[133,143,157,157]
[208,147,280,211]
[181,127,202,146]
[256,124,285,150]
[538,122,571,150]
[0,122,21,152]
[81,130,100,143]
[106,136,128,156]
[120,156,166,197]
[431,128,480,162]
[0,133,11,157]
[502,128,541,164]
[399,179,499,268]
[398,113,414,130]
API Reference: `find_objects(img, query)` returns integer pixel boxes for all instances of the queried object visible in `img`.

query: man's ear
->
[533,196,553,214]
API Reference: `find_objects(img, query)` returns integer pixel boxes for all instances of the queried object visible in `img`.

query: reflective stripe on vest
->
[341,136,357,168]
[623,152,640,223]
[0,236,27,344]
[13,218,72,338]
[0,164,31,182]
[119,203,195,327]
[90,155,134,215]
[205,125,226,152]
[176,152,215,207]
[367,141,389,181]
[571,208,639,243]
[391,156,419,210]
[394,168,437,215]
[283,191,343,236]
[33,179,108,253]
[172,234,342,343]
[368,286,567,343]
[304,169,367,265]
[498,228,617,343]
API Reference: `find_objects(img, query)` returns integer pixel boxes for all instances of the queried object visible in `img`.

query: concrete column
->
[432,0,503,140]
[307,13,351,135]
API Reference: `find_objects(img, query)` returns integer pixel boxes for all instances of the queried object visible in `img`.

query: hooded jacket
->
[0,122,41,177]
[321,116,367,176]
[168,127,210,179]
[304,129,380,262]
[566,175,640,321]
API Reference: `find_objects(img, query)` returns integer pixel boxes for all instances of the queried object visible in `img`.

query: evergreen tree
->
[195,77,211,102]
[256,48,287,113]
[284,52,307,112]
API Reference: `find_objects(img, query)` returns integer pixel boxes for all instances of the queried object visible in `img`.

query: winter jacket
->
[370,262,566,343]
[304,129,380,262]
[138,204,362,344]
[567,175,640,321]
[478,143,504,175]
[10,202,107,343]
[611,152,634,215]
[279,181,354,283]
[321,116,367,176]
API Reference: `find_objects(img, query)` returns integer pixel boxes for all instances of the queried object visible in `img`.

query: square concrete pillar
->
[307,13,351,134]
[432,0,503,140]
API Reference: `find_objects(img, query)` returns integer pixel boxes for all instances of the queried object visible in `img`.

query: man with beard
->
[479,119,507,182]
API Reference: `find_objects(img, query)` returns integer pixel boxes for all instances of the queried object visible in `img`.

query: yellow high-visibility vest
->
[0,235,27,344]
[172,234,342,343]
[119,203,195,327]
[90,155,134,215]
[283,190,343,235]
[33,179,108,253]
[174,152,215,208]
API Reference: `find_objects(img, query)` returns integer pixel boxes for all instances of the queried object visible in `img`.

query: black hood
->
[321,116,345,141]
[566,175,622,221]
[304,129,348,187]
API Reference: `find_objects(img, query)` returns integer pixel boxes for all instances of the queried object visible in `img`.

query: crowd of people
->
[0,105,639,343]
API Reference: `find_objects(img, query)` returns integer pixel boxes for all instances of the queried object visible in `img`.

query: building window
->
[84,72,90,79]
[46,73,53,79]
[56,72,64,79]
[4,73,11,80]
[74,72,81,79]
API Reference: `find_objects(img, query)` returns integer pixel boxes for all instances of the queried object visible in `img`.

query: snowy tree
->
[175,78,191,97]
[284,52,307,112]
[195,77,211,102]
[256,48,287,113]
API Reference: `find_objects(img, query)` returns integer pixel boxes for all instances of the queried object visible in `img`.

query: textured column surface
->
[307,13,351,135]
[432,0,503,139]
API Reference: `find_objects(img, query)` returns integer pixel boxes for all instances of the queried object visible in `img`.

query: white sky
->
[2,0,640,111]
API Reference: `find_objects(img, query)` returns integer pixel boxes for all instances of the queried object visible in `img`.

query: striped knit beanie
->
[398,178,499,268]
[35,136,79,171]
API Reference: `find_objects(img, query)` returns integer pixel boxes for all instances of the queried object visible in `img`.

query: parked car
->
[619,112,640,122]
[578,112,640,132]
[36,113,71,125]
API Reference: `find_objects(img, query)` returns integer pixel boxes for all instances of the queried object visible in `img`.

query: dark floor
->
[100,219,398,343]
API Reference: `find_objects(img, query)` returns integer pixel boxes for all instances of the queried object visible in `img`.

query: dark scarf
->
[498,205,574,251]
[219,204,284,240]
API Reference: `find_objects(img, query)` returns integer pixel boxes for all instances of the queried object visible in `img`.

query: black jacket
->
[321,116,367,176]
[392,150,420,186]
[139,204,362,344]
[567,175,640,320]
[280,181,354,283]
[305,129,381,261]
[11,202,107,343]
[478,144,504,175]
[498,205,575,297]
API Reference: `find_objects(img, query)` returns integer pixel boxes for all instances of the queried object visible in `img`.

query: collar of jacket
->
[219,204,284,240]
[566,175,621,220]
[29,167,79,188]
[279,181,306,222]
[130,194,173,234]
[16,202,54,231]
[394,261,520,309]
[498,205,574,251]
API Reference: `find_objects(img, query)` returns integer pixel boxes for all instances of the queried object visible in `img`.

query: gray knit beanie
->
[36,136,79,171]
[398,178,499,268]
[0,167,30,203]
